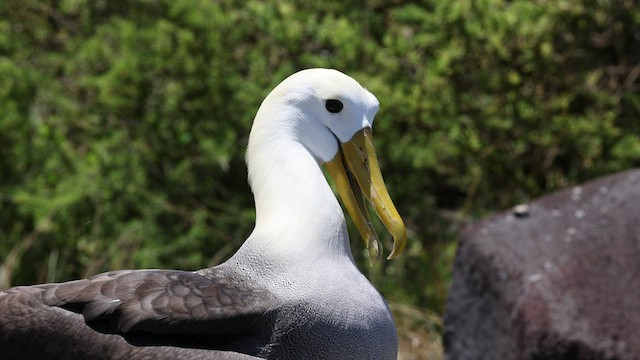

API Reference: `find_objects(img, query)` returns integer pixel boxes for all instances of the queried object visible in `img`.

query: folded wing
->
[39,269,277,339]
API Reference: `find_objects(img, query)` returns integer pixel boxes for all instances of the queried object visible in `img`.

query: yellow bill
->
[325,127,407,264]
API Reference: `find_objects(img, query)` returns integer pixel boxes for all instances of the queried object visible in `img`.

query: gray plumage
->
[0,254,396,359]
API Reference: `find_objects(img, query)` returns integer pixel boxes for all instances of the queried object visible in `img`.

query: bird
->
[0,68,407,360]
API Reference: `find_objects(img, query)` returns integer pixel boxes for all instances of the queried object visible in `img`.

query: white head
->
[248,68,380,164]
[245,68,405,263]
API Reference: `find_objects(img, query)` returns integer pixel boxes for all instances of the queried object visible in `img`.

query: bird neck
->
[238,111,354,266]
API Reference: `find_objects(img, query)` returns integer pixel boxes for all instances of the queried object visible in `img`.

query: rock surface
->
[444,169,640,360]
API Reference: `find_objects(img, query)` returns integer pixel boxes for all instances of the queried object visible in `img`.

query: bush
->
[1,0,638,316]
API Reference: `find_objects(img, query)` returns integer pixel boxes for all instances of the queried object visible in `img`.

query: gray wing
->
[39,269,277,338]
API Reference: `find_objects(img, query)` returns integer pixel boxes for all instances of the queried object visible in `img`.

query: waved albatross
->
[0,68,407,360]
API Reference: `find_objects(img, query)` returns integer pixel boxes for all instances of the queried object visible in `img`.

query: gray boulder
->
[444,169,640,360]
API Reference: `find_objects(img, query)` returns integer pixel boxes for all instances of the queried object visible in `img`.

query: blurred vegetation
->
[0,0,639,357]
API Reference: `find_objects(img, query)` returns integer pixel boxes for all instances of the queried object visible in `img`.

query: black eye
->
[325,99,343,113]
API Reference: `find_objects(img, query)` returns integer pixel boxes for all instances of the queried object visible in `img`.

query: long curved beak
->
[324,127,407,264]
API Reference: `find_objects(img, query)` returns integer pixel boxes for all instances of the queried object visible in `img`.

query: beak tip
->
[387,232,407,260]
[367,238,383,265]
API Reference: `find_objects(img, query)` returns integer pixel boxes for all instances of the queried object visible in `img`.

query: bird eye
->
[325,99,343,113]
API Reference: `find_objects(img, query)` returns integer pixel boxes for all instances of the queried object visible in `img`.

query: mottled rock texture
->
[444,169,640,360]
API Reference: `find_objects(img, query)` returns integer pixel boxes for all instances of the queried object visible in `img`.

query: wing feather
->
[39,269,276,337]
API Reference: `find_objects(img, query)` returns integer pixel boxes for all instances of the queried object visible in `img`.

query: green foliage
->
[0,0,638,326]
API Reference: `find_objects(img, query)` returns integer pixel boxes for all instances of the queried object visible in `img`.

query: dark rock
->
[444,169,640,360]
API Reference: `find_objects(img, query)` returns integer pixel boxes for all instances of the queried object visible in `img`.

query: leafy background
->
[0,0,638,358]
